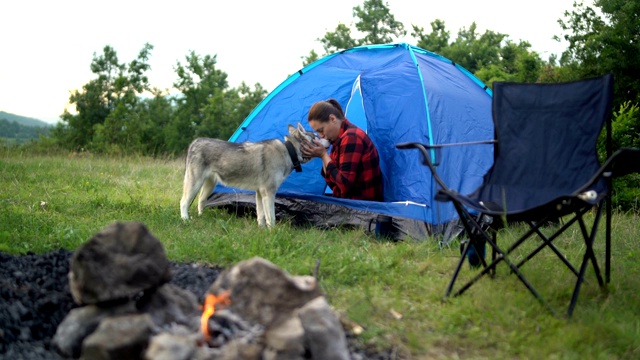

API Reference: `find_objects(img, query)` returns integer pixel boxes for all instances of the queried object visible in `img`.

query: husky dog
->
[180,123,329,227]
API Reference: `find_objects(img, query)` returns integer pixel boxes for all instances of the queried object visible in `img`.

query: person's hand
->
[301,139,327,158]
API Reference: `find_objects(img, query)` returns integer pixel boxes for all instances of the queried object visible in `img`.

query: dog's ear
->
[297,122,307,134]
[288,124,298,136]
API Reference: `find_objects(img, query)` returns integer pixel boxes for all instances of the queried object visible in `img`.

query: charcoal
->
[0,250,393,359]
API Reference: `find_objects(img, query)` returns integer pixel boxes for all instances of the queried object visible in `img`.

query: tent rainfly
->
[206,43,494,241]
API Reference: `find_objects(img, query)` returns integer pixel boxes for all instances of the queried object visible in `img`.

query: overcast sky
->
[0,0,590,124]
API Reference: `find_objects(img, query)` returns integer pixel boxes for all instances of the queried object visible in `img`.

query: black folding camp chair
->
[397,73,640,317]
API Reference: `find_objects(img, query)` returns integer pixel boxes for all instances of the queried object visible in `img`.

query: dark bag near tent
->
[206,43,494,241]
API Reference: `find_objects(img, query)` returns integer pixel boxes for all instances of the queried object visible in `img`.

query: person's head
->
[307,99,345,143]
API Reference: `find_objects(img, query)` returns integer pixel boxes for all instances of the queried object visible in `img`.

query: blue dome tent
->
[206,43,494,240]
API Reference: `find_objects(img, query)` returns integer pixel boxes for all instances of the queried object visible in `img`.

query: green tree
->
[318,23,360,55]
[557,0,640,107]
[166,52,266,154]
[302,49,320,68]
[196,87,226,139]
[413,20,543,84]
[475,40,543,84]
[136,89,174,156]
[199,82,267,140]
[167,51,229,153]
[411,19,450,55]
[222,82,268,139]
[92,103,142,153]
[352,0,406,45]
[557,0,640,212]
[53,43,154,151]
[595,102,640,211]
[441,22,505,74]
[313,0,406,57]
[52,78,109,150]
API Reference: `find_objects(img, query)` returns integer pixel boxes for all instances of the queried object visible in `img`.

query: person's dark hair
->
[308,99,345,123]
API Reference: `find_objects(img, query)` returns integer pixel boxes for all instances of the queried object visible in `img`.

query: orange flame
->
[200,290,231,341]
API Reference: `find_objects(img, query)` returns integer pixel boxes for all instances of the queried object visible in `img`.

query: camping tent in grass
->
[206,43,494,241]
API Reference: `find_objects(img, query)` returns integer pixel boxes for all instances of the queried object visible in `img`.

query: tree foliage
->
[52,44,154,151]
[315,0,405,56]
[318,23,360,55]
[595,102,640,212]
[352,0,406,45]
[166,52,229,152]
[558,0,640,108]
[50,45,266,156]
[33,0,638,210]
[410,20,449,54]
[441,22,506,74]
[166,52,267,154]
[313,1,544,85]
[557,0,640,212]
[413,21,543,84]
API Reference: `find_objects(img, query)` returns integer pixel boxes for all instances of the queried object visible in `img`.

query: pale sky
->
[0,0,590,124]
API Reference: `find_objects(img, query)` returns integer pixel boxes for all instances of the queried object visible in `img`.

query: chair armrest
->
[396,140,498,149]
[606,148,640,178]
[575,147,640,195]
[395,142,449,190]
[396,142,435,167]
[396,140,496,193]
[396,140,496,165]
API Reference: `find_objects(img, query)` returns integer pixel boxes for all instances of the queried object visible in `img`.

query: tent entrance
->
[322,75,370,196]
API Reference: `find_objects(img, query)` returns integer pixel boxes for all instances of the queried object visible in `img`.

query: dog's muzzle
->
[301,134,330,162]
[313,136,330,149]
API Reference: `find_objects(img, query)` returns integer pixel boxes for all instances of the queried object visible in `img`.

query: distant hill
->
[0,111,52,144]
[0,111,52,128]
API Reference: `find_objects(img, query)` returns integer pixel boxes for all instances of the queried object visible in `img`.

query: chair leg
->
[606,176,613,284]
[444,205,491,298]
[452,230,559,316]
[491,231,497,276]
[441,203,612,317]
[445,240,474,298]
[443,203,557,314]
[568,213,601,317]
[516,215,585,276]
[568,205,606,317]
[577,207,605,287]
[568,250,592,318]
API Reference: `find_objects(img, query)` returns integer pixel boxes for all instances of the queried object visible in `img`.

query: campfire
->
[200,290,230,342]
[52,222,353,360]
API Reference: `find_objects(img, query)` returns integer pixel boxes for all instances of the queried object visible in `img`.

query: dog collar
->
[284,140,302,172]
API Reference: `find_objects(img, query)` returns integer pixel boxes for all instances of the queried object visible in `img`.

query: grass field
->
[1,147,639,359]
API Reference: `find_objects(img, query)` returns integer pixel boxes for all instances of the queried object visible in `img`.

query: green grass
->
[2,147,640,359]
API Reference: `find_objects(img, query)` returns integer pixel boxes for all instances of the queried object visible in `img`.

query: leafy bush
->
[598,101,640,212]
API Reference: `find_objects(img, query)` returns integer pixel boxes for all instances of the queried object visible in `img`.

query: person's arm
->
[324,134,363,198]
[318,151,332,173]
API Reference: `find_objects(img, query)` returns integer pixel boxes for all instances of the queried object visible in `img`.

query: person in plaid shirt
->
[301,99,384,201]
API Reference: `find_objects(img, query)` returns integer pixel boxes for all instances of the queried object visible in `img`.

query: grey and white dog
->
[180,123,329,227]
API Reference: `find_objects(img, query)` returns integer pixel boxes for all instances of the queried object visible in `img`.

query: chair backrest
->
[471,74,614,214]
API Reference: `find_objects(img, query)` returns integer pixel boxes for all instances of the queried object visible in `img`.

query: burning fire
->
[200,290,231,341]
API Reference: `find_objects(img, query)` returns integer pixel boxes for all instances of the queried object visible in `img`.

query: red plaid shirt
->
[321,119,384,201]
